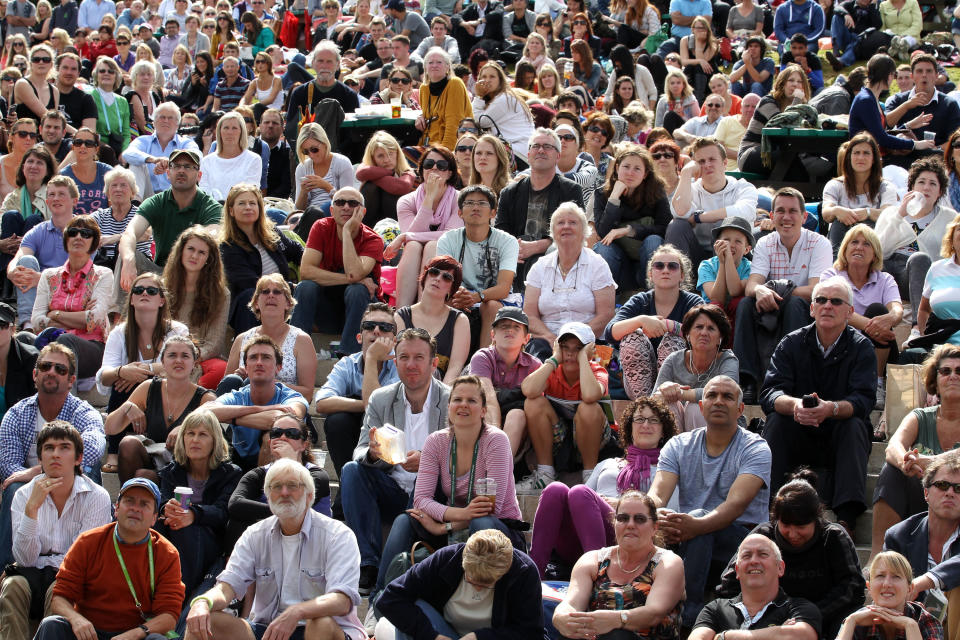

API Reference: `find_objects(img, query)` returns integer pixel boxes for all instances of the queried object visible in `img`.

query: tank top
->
[16,79,55,119]
[397,306,461,375]
[590,547,682,639]
[255,78,284,109]
[144,378,207,443]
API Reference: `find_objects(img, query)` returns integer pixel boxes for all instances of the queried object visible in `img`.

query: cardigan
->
[879,0,922,38]
[219,229,303,296]
[419,77,473,151]
[157,459,242,537]
[849,87,914,152]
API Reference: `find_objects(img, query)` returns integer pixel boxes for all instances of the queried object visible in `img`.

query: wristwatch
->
[477,290,485,302]
[445,522,453,533]
[692,210,704,224]
[833,401,840,417]
[138,624,150,638]
[620,611,628,628]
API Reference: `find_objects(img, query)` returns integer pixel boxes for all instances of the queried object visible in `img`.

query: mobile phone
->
[801,394,817,408]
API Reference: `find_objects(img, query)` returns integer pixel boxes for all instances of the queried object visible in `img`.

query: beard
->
[269,494,308,520]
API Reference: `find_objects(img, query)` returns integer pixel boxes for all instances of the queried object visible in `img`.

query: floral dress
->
[590,547,682,639]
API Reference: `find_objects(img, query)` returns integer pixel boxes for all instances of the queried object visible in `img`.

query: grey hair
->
[812,276,855,306]
[130,59,157,83]
[528,126,560,152]
[704,374,744,405]
[549,202,589,246]
[423,46,452,75]
[264,458,315,502]
[153,101,181,122]
[104,166,140,199]
[310,39,341,66]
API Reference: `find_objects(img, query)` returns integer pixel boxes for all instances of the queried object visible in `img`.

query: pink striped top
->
[414,426,522,523]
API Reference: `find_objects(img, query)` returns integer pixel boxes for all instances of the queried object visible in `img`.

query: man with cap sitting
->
[468,306,542,456]
[697,217,754,319]
[517,321,610,493]
[33,477,185,640]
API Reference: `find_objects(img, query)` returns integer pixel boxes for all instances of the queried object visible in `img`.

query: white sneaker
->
[515,470,553,495]
[903,327,921,350]
[363,603,378,636]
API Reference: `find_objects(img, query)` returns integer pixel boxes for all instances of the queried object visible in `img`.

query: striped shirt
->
[751,228,833,287]
[92,205,152,259]
[11,473,113,568]
[213,75,250,111]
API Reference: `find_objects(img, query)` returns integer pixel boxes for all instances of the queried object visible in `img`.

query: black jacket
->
[834,0,882,34]
[157,460,242,535]
[266,140,293,199]
[594,191,671,239]
[460,1,504,42]
[6,338,38,411]
[226,463,330,522]
[377,543,546,640]
[494,174,583,240]
[219,229,304,297]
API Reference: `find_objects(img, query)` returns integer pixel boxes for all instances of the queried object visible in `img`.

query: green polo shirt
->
[136,188,221,265]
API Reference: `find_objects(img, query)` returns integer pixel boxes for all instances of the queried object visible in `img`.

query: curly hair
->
[618,396,677,450]
[645,244,693,291]
[163,226,228,333]
[907,155,948,199]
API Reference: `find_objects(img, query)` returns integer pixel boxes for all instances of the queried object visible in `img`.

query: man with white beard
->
[183,458,367,640]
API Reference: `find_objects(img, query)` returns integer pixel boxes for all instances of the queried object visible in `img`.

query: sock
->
[582,468,594,483]
[537,465,556,479]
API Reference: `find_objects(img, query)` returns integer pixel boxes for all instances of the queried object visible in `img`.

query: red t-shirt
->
[306,217,383,285]
[545,360,609,401]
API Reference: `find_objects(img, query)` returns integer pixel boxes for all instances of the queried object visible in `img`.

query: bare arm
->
[442,313,471,385]
[478,376,501,427]
[299,247,352,286]
[291,333,318,399]
[647,469,678,508]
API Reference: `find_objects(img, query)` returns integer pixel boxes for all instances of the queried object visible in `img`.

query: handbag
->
[644,23,669,54]
[475,113,517,171]
[882,364,937,439]
[376,540,435,604]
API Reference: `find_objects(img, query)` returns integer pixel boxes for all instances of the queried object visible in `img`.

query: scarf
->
[617,445,660,494]
[18,185,33,220]
[413,183,458,230]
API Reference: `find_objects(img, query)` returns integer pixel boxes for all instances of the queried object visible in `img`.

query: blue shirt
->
[121,133,201,193]
[732,57,777,93]
[60,162,111,216]
[216,383,309,458]
[78,0,116,29]
[697,256,752,298]
[669,0,712,37]
[22,221,69,270]
[314,351,399,404]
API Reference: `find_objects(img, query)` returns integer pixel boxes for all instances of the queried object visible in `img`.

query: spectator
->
[88,57,130,156]
[293,122,356,227]
[698,216,754,317]
[699,75,742,117]
[717,471,865,638]
[472,62,535,158]
[881,0,923,60]
[672,94,726,147]
[38,109,70,163]
[810,66,866,115]
[826,0,883,70]
[51,0,79,36]
[455,0,504,56]
[53,53,96,136]
[738,64,812,174]
[355,132,417,229]
[884,53,960,151]
[760,276,877,533]
[581,112,616,180]
[340,328,450,595]
[179,14,210,60]
[730,36,775,97]
[0,122,51,231]
[91,167,150,271]
[370,66,421,112]
[713,94,761,171]
[726,0,764,42]
[904,211,960,360]
[283,41,359,147]
[649,375,771,627]
[14,45,57,122]
[501,0,537,60]
[384,0,431,49]
[552,121,599,215]
[415,17,460,63]
[58,128,110,216]
[415,47,473,153]
[0,302,37,422]
[122,101,200,198]
[774,0,826,54]
[655,70,700,134]
[678,16,720,104]
[606,46,659,111]
[257,108,292,200]
[659,0,712,56]
[518,321,612,492]
[199,111,261,200]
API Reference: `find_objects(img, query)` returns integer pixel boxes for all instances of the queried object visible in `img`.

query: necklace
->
[617,546,650,574]
[688,349,718,379]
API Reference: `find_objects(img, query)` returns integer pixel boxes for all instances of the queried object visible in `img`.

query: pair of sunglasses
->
[72,139,98,148]
[333,198,362,208]
[361,320,396,333]
[422,158,451,171]
[131,285,161,296]
[269,427,304,440]
[37,360,69,375]
[426,267,454,282]
[66,227,95,239]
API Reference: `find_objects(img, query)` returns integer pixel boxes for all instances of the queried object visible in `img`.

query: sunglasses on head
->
[422,158,450,171]
[813,296,847,306]
[13,130,36,139]
[37,361,69,375]
[72,138,98,148]
[454,144,474,153]
[652,261,680,271]
[426,266,454,282]
[66,227,95,239]
[361,320,396,333]
[30,56,51,64]
[615,513,650,524]
[333,198,362,208]
[269,427,304,440]
[651,152,675,160]
[131,285,161,296]
[389,76,412,84]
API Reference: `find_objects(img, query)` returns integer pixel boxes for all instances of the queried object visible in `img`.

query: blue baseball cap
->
[118,477,161,509]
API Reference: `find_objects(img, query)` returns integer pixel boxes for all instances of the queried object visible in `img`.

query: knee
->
[864,302,888,318]
[118,435,144,455]
[907,251,932,271]
[575,401,605,424]
[524,395,550,414]
[344,282,371,303]
[567,483,600,509]
[619,330,652,354]
[294,279,321,299]
[16,255,39,271]
[539,481,570,505]
[304,616,340,638]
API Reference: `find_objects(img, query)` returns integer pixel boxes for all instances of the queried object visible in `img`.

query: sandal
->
[100,462,118,473]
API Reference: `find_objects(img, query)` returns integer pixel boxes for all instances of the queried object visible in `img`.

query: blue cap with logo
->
[118,477,161,509]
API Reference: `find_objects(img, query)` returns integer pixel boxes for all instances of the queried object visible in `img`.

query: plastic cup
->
[925,131,936,142]
[906,193,926,216]
[373,424,407,465]
[174,486,193,509]
[475,477,497,510]
[311,448,328,469]
[390,97,401,118]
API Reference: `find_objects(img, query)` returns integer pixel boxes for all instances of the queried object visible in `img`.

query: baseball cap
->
[0,302,16,325]
[169,148,202,166]
[711,216,754,245]
[557,321,594,345]
[493,306,529,327]
[118,477,161,508]
[384,0,405,10]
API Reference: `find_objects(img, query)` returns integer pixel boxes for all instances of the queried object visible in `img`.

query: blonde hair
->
[360,131,410,176]
[461,529,513,584]
[869,551,913,584]
[942,213,960,258]
[296,122,329,162]
[835,224,884,272]
[215,111,249,156]
[664,69,692,101]
[173,408,231,469]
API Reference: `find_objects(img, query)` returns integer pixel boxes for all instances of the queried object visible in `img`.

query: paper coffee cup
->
[174,486,193,509]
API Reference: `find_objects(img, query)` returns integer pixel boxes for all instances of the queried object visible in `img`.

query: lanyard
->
[448,431,481,507]
[113,524,154,621]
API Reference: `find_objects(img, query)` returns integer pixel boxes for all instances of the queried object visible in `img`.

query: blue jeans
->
[592,235,661,291]
[34,616,168,640]
[830,15,858,66]
[340,462,411,569]
[290,280,373,354]
[676,508,751,627]
[394,600,459,640]
[14,255,39,326]
[0,481,24,566]
[731,80,768,97]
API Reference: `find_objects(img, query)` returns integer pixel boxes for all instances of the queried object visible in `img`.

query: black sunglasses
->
[422,158,451,171]
[454,144,475,153]
[931,480,960,493]
[131,285,161,296]
[30,56,52,64]
[572,19,587,25]
[361,320,396,333]
[269,427,304,440]
[586,125,606,134]
[389,76,412,84]
[615,513,650,524]
[426,266,454,282]
[66,227,95,239]
[37,361,69,375]
[243,117,254,124]
[938,366,960,377]
[117,40,130,45]
[651,152,675,160]
[813,296,847,306]
[72,139,98,148]
[557,133,577,142]
[333,198,362,208]
[652,261,680,271]
[13,130,37,139]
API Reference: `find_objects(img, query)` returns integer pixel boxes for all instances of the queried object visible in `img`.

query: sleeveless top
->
[237,325,307,387]
[16,79,55,119]
[397,305,461,375]
[912,405,960,456]
[144,377,207,443]
[590,547,682,640]
[255,78,284,109]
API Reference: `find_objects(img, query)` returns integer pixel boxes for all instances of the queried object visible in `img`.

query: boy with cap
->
[698,216,754,319]
[517,321,610,493]
[468,307,541,453]
[34,477,184,640]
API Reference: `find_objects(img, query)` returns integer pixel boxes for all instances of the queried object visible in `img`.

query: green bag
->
[645,23,670,54]
[379,540,434,589]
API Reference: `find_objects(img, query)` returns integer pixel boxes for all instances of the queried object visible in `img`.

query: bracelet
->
[190,595,214,610]
[833,401,840,417]
[118,364,124,378]
[546,357,559,368]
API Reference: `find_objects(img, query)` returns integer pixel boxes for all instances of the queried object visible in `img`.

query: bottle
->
[595,94,604,112]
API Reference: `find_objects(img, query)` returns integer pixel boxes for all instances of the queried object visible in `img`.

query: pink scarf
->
[617,446,660,494]
[413,184,459,231]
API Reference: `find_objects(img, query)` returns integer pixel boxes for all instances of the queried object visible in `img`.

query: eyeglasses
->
[13,130,37,139]
[537,21,551,26]
[1,76,14,82]
[651,152,675,160]
[268,481,306,492]
[557,133,577,142]
[422,158,450,171]
[813,296,847,306]
[30,56,52,64]
[72,139,98,148]
[705,103,723,108]
[632,415,661,424]
[333,198,362,208]
[461,199,490,208]
[305,146,322,154]
[97,67,115,74]
[36,361,69,375]
[170,163,197,171]
[269,427,304,440]
[938,366,960,377]
[361,320,396,333]
[615,513,650,524]
[66,227,95,239]
[586,125,606,134]
[530,142,557,152]
[652,261,680,271]
[117,40,130,45]
[131,285,161,296]
[454,145,474,153]
[930,480,960,494]
[389,76,412,85]
[259,287,287,297]
[426,266,454,282]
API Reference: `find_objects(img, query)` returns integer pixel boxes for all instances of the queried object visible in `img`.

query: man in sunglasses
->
[314,302,399,516]
[884,449,960,606]
[0,343,105,568]
[122,102,200,197]
[760,276,876,535]
[672,96,726,147]
[291,187,382,356]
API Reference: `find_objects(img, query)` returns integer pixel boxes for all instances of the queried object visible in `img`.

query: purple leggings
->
[529,481,617,577]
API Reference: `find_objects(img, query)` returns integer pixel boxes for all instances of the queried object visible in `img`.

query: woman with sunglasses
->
[199,111,263,201]
[553,489,685,640]
[293,122,354,217]
[562,12,602,61]
[534,13,562,59]
[219,274,316,400]
[157,407,241,601]
[649,139,682,200]
[97,272,190,475]
[0,35,29,71]
[13,44,58,121]
[240,51,283,109]
[529,398,679,577]
[582,111,615,177]
[369,66,420,110]
[113,32,136,73]
[0,67,21,120]
[605,245,703,398]
[58,128,111,216]
[452,131,477,185]
[0,118,40,203]
[210,11,237,61]
[472,62,535,158]
[90,57,131,155]
[356,131,417,229]
[388,146,464,308]
[30,215,112,382]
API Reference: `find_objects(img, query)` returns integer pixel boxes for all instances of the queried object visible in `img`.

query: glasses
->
[426,267,454,282]
[170,162,197,171]
[72,139,98,148]
[537,21,551,26]
[813,296,847,306]
[361,320,396,333]
[117,40,130,45]
[454,144,475,153]
[66,227,95,239]
[333,198,362,208]
[651,152,675,160]
[97,67,115,74]
[938,366,960,377]
[259,287,287,297]
[304,146,323,154]
[30,56,52,64]
[389,76,412,85]
[457,126,479,135]
[652,261,680,271]
[1,76,15,82]
[269,427,304,440]
[131,285,161,296]
[615,513,650,524]
[13,130,37,139]
[572,19,587,25]
[530,143,557,152]
[268,481,306,492]
[461,199,490,208]
[632,415,661,424]
[705,103,723,108]
[422,158,451,171]
[557,134,577,142]
[241,116,254,124]
[930,480,960,494]
[586,125,606,134]
[37,361,69,375]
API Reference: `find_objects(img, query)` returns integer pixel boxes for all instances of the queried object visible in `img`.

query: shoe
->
[358,565,378,596]
[363,602,378,635]
[742,382,757,405]
[875,379,886,411]
[903,327,921,350]
[825,49,843,72]
[515,470,552,495]
[889,36,904,60]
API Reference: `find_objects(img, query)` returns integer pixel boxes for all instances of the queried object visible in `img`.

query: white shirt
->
[280,534,304,616]
[391,383,434,493]
[24,411,45,468]
[198,150,264,200]
[750,228,833,287]
[525,248,616,335]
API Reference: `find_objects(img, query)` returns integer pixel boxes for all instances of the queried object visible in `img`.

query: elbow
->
[581,389,603,404]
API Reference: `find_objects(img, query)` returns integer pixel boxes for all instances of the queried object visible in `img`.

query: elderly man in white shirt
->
[184,458,367,640]
[672,94,726,147]
[0,421,112,640]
